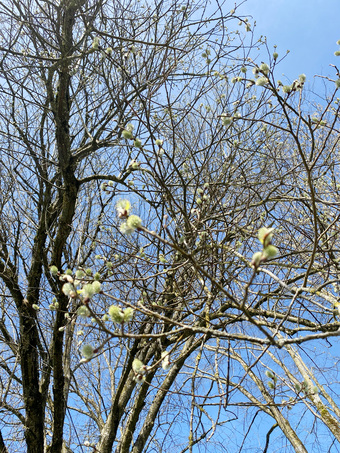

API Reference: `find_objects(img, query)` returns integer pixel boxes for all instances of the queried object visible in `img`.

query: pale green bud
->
[106,47,113,55]
[122,129,133,140]
[299,74,306,83]
[335,51,340,56]
[77,305,90,318]
[109,305,125,323]
[126,215,142,230]
[85,268,92,276]
[94,272,101,281]
[81,283,96,299]
[32,304,40,310]
[335,79,340,89]
[282,85,292,93]
[134,138,142,148]
[92,281,102,294]
[155,139,163,146]
[251,252,263,267]
[75,269,85,279]
[258,227,274,247]
[119,222,135,235]
[295,383,301,392]
[255,77,268,86]
[260,63,270,75]
[263,245,278,259]
[132,358,147,374]
[102,314,110,322]
[91,38,99,50]
[221,114,233,126]
[81,344,94,359]
[268,381,275,389]
[265,370,274,379]
[273,52,278,60]
[240,67,247,73]
[159,254,167,263]
[50,265,59,276]
[123,307,134,322]
[62,282,76,297]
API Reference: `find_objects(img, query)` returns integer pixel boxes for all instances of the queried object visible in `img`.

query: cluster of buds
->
[108,305,134,324]
[251,227,278,269]
[265,369,278,389]
[132,358,149,383]
[50,266,102,303]
[121,123,134,140]
[281,74,306,94]
[91,36,100,51]
[116,199,142,234]
[334,40,340,57]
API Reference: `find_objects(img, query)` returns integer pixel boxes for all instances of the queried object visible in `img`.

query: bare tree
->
[1,0,340,452]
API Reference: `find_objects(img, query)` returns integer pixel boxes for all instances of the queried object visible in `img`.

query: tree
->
[1,0,340,452]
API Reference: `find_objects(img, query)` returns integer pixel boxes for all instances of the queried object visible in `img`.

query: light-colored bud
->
[255,77,268,86]
[50,265,59,276]
[132,358,145,374]
[109,305,125,323]
[77,305,90,318]
[126,215,142,230]
[251,252,263,267]
[81,344,94,359]
[122,130,133,140]
[263,245,278,259]
[221,113,233,126]
[123,307,134,322]
[81,283,96,299]
[116,199,131,218]
[62,282,75,297]
[92,281,102,294]
[282,85,292,93]
[260,63,270,75]
[258,227,274,247]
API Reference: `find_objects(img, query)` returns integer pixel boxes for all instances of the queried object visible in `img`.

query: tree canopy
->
[1,0,340,452]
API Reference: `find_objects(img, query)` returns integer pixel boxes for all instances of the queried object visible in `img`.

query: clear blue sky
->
[236,0,340,92]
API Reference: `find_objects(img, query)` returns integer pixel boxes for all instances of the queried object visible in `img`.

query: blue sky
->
[236,0,340,92]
